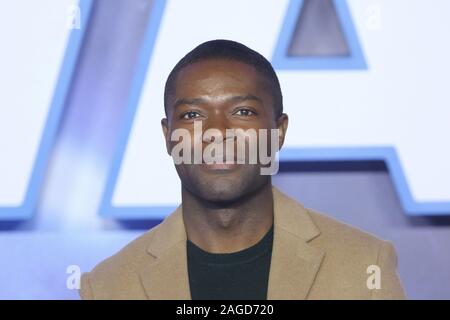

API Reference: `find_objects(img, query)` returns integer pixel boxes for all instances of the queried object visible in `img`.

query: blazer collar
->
[140,186,324,300]
[139,205,190,299]
[267,187,324,299]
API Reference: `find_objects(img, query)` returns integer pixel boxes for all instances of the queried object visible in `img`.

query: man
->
[79,40,405,300]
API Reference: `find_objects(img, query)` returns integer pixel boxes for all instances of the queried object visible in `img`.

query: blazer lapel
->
[139,206,192,299]
[267,187,325,299]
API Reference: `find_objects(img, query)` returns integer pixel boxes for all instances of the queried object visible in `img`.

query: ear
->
[276,113,289,150]
[161,118,171,155]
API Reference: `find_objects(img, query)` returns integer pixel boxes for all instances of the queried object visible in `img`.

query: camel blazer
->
[79,187,405,299]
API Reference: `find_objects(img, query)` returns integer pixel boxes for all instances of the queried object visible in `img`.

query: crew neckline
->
[187,225,274,265]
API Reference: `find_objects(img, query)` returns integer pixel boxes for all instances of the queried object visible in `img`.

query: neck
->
[182,182,274,254]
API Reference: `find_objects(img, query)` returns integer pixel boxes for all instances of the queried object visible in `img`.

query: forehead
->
[174,59,267,98]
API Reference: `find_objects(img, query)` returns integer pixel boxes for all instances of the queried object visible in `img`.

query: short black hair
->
[164,39,283,118]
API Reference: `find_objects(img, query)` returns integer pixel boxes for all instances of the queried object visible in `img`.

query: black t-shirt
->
[187,225,274,300]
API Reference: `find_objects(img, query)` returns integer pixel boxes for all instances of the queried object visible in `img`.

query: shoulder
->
[79,227,157,300]
[79,207,185,300]
[306,207,389,266]
[304,208,405,299]
[307,208,383,252]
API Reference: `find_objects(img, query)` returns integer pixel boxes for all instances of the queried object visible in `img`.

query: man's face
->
[162,59,288,203]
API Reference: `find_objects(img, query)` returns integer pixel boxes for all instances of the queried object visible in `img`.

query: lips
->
[201,162,239,170]
[201,154,241,170]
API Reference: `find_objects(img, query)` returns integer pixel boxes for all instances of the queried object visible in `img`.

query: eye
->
[181,111,201,120]
[233,108,256,117]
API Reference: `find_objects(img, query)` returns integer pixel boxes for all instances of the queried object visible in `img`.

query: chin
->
[197,180,246,203]
[178,164,268,203]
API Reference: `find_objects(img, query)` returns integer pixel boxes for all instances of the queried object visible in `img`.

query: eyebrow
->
[173,94,262,109]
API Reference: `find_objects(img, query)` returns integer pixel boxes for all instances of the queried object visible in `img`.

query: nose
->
[202,110,233,143]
